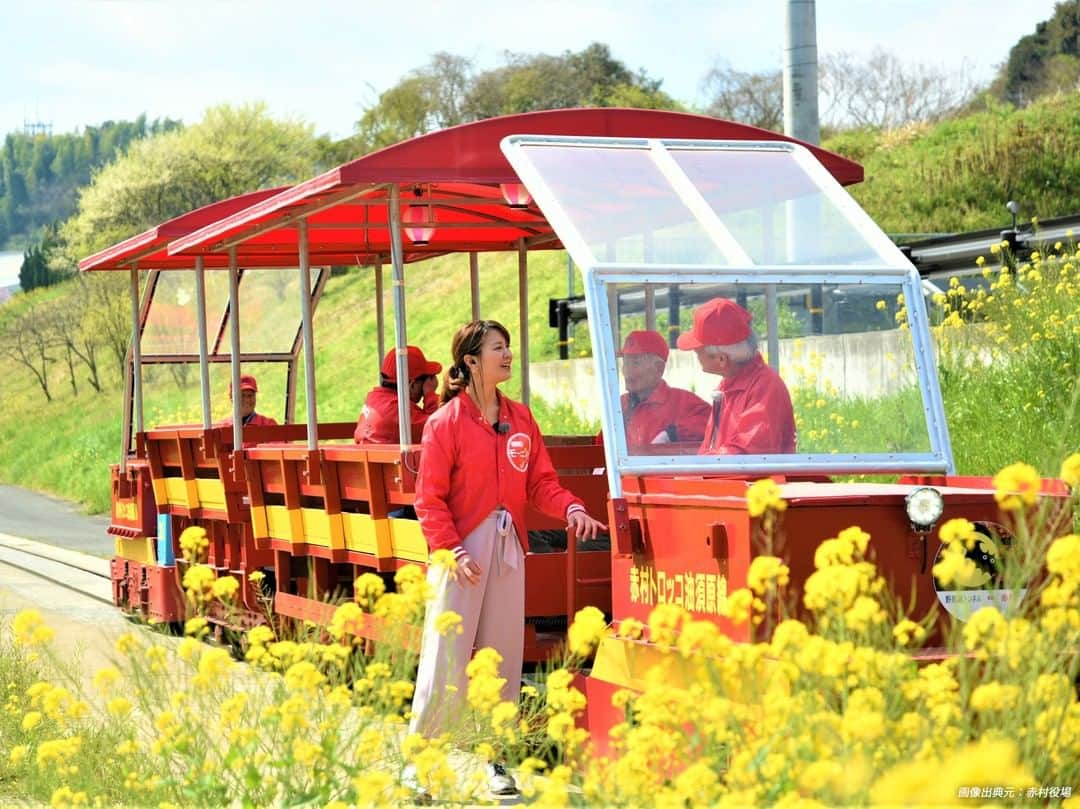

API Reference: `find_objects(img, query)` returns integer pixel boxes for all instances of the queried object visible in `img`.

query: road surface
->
[0,483,110,557]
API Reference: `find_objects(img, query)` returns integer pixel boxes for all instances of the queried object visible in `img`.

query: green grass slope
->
[0,250,590,513]
[826,93,1080,234]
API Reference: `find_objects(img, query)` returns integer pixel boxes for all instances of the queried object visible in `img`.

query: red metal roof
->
[164,108,863,264]
[79,187,288,271]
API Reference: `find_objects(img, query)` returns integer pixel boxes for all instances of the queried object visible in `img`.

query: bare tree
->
[50,280,104,393]
[84,273,133,379]
[1,304,58,402]
[820,49,979,129]
[700,62,783,131]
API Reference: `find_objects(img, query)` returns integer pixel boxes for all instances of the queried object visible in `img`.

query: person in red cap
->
[612,329,710,450]
[354,346,442,444]
[222,375,278,427]
[677,298,796,455]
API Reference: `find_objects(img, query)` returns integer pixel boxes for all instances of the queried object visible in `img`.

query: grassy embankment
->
[2,92,1080,513]
[0,250,591,514]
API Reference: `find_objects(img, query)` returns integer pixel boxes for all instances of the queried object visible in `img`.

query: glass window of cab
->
[503,137,950,475]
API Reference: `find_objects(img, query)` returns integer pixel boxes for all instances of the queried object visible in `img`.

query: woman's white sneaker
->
[487,762,519,796]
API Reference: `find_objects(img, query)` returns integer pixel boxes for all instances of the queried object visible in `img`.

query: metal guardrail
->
[547,211,1080,357]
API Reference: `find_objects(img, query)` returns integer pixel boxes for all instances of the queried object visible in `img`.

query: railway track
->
[0,533,112,605]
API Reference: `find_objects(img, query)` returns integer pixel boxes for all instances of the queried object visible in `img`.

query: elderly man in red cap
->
[222,375,278,427]
[677,298,796,455]
[354,346,442,444]
[616,329,710,450]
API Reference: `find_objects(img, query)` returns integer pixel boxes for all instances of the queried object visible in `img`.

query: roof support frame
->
[388,185,413,448]
[208,184,380,254]
[194,256,212,428]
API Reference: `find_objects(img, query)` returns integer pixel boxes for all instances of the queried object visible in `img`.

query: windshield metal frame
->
[501,134,955,498]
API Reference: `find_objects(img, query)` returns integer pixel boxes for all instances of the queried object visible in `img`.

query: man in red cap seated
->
[677,298,796,455]
[615,329,710,450]
[354,346,442,444]
[222,375,278,427]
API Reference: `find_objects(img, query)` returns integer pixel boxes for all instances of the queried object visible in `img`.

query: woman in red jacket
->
[406,319,605,797]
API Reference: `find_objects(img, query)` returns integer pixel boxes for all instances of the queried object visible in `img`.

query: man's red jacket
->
[415,392,583,554]
[699,354,797,455]
[354,386,438,444]
[622,380,710,448]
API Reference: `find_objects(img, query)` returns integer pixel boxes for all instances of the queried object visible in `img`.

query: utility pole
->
[783,0,820,145]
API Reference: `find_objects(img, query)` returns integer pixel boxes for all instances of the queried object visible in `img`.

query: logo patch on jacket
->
[506,432,531,472]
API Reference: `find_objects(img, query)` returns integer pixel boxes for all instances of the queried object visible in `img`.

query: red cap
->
[676,298,753,350]
[229,374,259,397]
[618,330,669,362]
[381,346,443,381]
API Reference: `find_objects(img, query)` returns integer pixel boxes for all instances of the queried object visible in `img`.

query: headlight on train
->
[905,486,944,530]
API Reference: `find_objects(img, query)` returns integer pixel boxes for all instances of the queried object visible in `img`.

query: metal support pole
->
[557,301,570,361]
[517,239,530,406]
[228,249,243,451]
[667,285,681,348]
[388,186,412,445]
[643,232,656,331]
[194,256,212,428]
[766,285,780,371]
[784,0,821,145]
[469,252,481,321]
[374,259,386,364]
[124,268,143,474]
[298,220,318,451]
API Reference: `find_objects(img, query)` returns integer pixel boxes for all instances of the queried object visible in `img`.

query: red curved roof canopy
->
[164,108,863,266]
[79,187,289,271]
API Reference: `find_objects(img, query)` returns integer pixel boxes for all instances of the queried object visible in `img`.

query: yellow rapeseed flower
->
[617,617,645,639]
[1060,452,1080,489]
[992,462,1041,510]
[434,610,464,636]
[211,575,240,601]
[21,711,42,731]
[938,517,977,550]
[747,555,790,595]
[12,610,55,647]
[91,667,121,694]
[107,697,132,718]
[178,525,209,563]
[567,605,607,657]
[746,478,787,518]
[1046,534,1080,581]
[184,617,209,638]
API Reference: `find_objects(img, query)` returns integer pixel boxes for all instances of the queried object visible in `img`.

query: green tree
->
[356,43,679,152]
[58,103,322,264]
[999,0,1080,105]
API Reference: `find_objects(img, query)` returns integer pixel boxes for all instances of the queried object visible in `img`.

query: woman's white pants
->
[408,509,524,738]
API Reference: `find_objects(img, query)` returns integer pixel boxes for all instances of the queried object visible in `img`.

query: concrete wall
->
[529,328,921,423]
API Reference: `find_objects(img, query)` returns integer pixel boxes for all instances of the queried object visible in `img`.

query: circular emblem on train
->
[932,522,1025,621]
[506,432,531,472]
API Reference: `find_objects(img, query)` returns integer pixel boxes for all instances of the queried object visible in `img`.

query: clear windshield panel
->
[142,271,230,356]
[606,280,931,458]
[215,268,317,356]
[519,144,727,265]
[668,147,893,267]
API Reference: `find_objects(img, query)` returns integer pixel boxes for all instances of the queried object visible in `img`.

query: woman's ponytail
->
[440,363,469,404]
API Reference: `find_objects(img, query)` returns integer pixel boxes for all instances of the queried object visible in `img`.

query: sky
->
[0,0,1063,141]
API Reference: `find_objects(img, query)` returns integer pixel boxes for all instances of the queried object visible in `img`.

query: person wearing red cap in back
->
[610,330,710,450]
[677,298,796,455]
[354,346,442,444]
[222,375,278,427]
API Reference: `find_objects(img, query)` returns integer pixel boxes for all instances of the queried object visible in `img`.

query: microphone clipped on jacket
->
[496,422,510,434]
